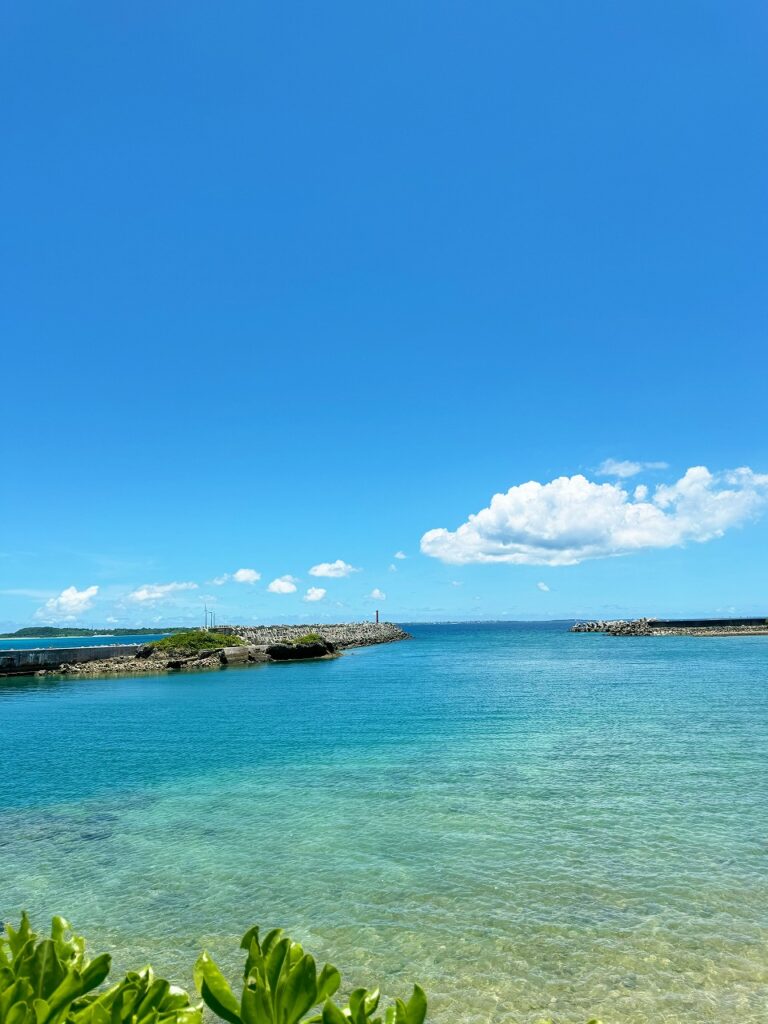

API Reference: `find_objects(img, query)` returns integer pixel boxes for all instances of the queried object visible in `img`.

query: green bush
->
[1,918,426,1024]
[148,631,245,656]
[291,633,324,646]
[0,913,200,1024]
[195,925,425,1024]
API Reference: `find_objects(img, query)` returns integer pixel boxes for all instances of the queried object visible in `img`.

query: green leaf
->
[316,966,340,1004]
[364,990,380,1018]
[241,977,274,1024]
[240,929,261,954]
[280,955,318,1024]
[193,954,241,1024]
[321,1001,348,1024]
[403,986,426,1024]
[265,939,290,1002]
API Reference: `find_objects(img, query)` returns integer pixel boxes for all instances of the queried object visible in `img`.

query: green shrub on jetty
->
[0,916,429,1024]
[291,633,324,645]
[148,631,245,656]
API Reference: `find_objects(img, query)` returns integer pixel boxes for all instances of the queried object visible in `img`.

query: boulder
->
[219,645,270,665]
[265,640,336,661]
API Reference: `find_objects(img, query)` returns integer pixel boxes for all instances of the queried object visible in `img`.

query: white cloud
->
[596,458,669,479]
[388,563,397,572]
[537,582,550,592]
[420,466,768,567]
[308,560,360,578]
[304,587,326,602]
[450,580,462,587]
[37,585,99,620]
[211,568,261,585]
[233,568,260,584]
[128,582,198,603]
[268,575,298,594]
[394,551,407,559]
[370,588,386,600]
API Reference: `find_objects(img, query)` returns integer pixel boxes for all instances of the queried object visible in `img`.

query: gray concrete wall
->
[0,645,141,676]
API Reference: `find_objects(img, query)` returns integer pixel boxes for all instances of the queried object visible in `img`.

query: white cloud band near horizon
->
[596,458,669,478]
[128,581,198,602]
[211,568,261,585]
[421,465,768,567]
[308,559,359,578]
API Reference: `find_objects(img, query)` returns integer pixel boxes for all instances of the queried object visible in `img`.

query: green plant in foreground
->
[0,913,200,1024]
[195,926,426,1024]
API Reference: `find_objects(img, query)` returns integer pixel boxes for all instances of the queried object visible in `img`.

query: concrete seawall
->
[0,644,142,676]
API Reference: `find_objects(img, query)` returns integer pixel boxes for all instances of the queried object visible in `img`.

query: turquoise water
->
[1,622,766,1023]
[0,634,168,650]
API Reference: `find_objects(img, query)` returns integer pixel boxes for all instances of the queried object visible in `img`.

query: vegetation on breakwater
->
[291,632,324,645]
[0,914,430,1024]
[147,631,245,655]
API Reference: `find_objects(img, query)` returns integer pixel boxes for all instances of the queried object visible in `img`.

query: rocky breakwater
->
[571,617,768,637]
[43,642,273,678]
[571,619,653,636]
[217,621,411,649]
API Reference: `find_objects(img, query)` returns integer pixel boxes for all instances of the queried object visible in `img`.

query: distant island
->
[0,626,185,639]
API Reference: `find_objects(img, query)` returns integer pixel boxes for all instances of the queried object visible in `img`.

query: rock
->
[220,622,410,649]
[265,640,336,661]
[219,645,270,665]
[135,644,155,659]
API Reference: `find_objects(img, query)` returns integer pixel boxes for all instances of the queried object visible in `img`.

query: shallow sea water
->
[1,622,766,1023]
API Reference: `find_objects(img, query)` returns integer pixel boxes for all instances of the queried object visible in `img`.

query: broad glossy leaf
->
[194,954,241,1024]
[315,966,340,1004]
[280,955,318,1024]
[265,939,290,1001]
[403,986,426,1024]
[321,1001,348,1024]
[241,977,274,1024]
[240,929,261,954]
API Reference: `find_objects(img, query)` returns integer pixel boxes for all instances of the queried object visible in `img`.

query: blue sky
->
[2,2,767,629]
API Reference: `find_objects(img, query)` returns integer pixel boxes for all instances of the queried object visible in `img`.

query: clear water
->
[1,622,766,1023]
[0,633,168,650]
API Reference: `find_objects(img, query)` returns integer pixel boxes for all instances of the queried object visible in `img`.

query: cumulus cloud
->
[37,585,99,620]
[128,582,198,603]
[211,568,261,585]
[370,588,386,600]
[308,560,360,578]
[233,568,260,584]
[421,466,768,567]
[596,458,669,478]
[537,582,550,592]
[304,587,326,602]
[394,551,407,559]
[268,575,298,594]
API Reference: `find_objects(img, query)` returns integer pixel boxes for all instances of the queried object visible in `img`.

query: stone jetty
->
[571,617,768,637]
[4,622,410,678]
[219,621,410,648]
